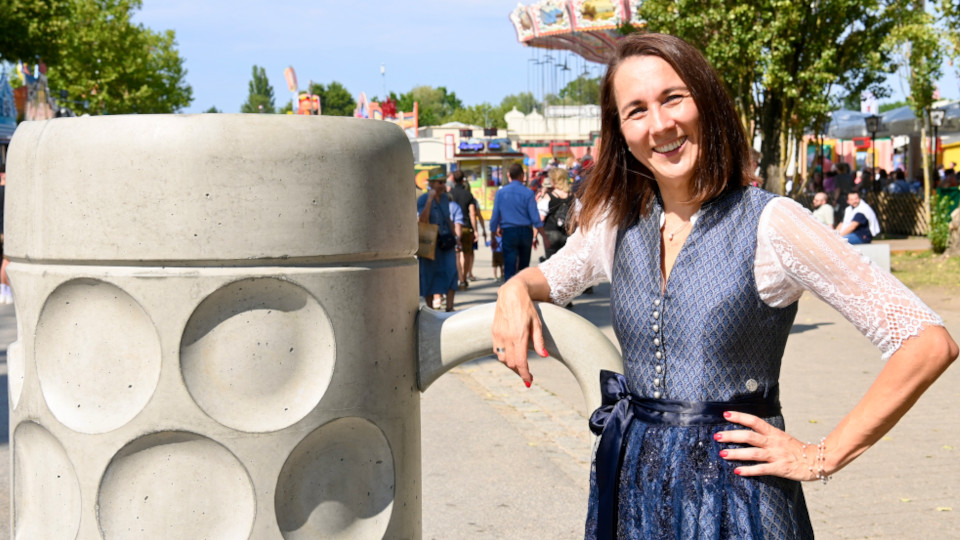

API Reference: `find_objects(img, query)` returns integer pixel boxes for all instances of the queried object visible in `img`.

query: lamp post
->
[930,107,945,168]
[865,114,880,176]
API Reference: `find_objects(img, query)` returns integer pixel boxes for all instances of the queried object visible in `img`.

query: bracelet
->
[815,437,831,484]
[802,438,831,485]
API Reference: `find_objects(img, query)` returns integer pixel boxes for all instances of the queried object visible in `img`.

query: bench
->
[853,243,891,272]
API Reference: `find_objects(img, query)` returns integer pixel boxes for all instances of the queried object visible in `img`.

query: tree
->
[558,74,601,105]
[241,65,275,113]
[204,106,221,113]
[636,0,898,192]
[890,1,947,215]
[13,0,192,115]
[308,81,355,116]
[447,103,504,128]
[0,0,73,64]
[499,92,538,114]
[390,85,463,126]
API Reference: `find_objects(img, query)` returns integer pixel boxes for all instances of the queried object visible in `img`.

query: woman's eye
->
[664,94,686,106]
[628,107,647,118]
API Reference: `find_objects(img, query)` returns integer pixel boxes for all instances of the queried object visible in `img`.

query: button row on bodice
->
[652,297,664,399]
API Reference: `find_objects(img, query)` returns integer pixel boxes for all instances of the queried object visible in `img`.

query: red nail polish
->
[723,411,732,419]
[524,380,532,388]
[540,348,548,356]
[713,433,722,441]
[734,468,742,475]
[719,450,728,458]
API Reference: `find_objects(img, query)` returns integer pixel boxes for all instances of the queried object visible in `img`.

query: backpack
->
[545,194,572,234]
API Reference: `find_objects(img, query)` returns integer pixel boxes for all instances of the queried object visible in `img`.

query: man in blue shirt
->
[489,163,549,281]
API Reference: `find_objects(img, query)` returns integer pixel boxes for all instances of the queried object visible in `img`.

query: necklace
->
[663,220,691,241]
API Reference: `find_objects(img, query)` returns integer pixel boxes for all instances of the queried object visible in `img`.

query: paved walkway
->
[421,243,959,539]
[0,241,956,539]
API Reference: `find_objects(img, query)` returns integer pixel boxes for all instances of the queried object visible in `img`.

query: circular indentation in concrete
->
[13,422,82,539]
[276,417,395,539]
[35,279,162,434]
[98,431,255,539]
[180,278,335,432]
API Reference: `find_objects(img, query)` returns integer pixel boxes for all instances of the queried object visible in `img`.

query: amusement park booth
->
[453,136,525,218]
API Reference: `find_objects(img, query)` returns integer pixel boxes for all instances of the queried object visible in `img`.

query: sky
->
[134,1,960,115]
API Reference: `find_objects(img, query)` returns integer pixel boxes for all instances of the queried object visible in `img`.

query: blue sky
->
[135,1,959,114]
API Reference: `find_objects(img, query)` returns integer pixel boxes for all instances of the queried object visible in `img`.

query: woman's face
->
[614,55,700,190]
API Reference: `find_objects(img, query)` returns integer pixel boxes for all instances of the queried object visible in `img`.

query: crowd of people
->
[416,155,594,312]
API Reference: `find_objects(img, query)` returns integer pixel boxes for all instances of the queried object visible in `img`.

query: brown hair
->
[578,33,753,230]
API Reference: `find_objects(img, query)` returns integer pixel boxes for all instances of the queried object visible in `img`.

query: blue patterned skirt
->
[584,416,814,539]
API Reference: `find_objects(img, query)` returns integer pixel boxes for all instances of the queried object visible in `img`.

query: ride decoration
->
[509,0,646,63]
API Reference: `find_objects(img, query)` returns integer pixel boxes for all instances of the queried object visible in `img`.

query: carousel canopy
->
[510,0,644,64]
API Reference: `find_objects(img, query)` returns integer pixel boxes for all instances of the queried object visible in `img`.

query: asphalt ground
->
[1,236,956,539]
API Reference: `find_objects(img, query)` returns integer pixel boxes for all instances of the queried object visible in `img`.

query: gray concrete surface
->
[3,238,957,539]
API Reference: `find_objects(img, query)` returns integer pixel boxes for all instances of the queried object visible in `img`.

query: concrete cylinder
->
[6,114,420,539]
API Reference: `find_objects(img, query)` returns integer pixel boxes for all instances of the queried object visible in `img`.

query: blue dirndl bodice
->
[585,187,814,539]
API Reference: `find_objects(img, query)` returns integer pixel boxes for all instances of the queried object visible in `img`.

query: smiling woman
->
[490,32,957,540]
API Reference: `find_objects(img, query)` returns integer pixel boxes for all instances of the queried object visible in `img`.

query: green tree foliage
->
[499,92,538,114]
[308,81,356,116]
[890,1,952,206]
[558,74,600,105]
[241,65,275,113]
[879,100,909,113]
[447,103,504,128]
[389,85,463,126]
[636,0,896,192]
[10,0,192,115]
[204,106,221,113]
[929,190,952,253]
[0,0,73,64]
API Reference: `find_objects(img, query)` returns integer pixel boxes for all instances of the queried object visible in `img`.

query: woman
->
[538,167,574,260]
[492,33,957,539]
[418,176,461,311]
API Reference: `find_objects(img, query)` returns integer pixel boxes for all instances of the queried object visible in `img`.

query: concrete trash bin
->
[5,114,622,539]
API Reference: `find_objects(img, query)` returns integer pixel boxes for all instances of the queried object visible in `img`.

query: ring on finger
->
[495,347,506,354]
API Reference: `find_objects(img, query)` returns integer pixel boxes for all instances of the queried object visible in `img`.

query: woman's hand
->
[715,411,818,482]
[492,274,549,387]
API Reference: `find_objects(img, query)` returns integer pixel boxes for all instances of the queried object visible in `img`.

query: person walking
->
[449,170,486,288]
[417,175,462,311]
[489,163,549,282]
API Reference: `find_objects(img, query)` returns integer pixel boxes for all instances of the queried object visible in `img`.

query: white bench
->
[853,243,891,272]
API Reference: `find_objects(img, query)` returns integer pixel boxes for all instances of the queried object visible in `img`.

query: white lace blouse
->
[538,197,943,361]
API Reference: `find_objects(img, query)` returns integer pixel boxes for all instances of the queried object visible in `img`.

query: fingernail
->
[719,450,728,458]
[734,468,742,475]
[524,380,532,388]
[713,433,722,441]
[540,348,548,356]
[723,411,732,418]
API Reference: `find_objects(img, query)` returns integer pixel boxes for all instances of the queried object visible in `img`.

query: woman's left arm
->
[720,197,958,480]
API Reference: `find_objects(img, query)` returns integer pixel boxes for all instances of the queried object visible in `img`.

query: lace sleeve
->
[538,216,616,306]
[756,197,944,360]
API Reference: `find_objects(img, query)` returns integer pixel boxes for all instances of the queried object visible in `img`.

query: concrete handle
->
[416,302,623,412]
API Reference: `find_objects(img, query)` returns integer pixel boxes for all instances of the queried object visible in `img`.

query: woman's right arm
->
[492,214,616,385]
[493,268,552,386]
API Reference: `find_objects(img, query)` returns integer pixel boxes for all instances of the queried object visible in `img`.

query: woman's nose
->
[648,105,674,134]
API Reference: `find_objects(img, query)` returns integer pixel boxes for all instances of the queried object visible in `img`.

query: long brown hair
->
[578,33,753,231]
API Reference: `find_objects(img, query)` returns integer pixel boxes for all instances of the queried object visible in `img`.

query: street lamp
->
[864,114,880,177]
[930,107,945,168]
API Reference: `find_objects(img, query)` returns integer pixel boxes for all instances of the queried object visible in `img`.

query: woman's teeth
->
[654,137,686,153]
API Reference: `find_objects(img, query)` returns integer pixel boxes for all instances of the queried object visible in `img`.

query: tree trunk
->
[759,91,783,192]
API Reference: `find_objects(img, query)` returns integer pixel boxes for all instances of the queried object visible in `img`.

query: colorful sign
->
[532,0,572,36]
[571,0,624,31]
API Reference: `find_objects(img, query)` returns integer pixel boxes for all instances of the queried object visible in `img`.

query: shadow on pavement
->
[789,322,835,334]
[0,373,7,444]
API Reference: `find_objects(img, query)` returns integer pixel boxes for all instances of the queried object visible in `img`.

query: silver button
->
[654,299,661,306]
[653,391,662,399]
[655,365,663,373]
[652,324,659,332]
[653,377,660,386]
[654,337,660,346]
[653,311,659,319]
[745,379,759,392]
[655,351,662,359]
